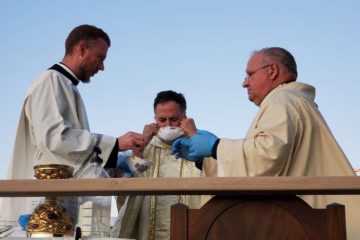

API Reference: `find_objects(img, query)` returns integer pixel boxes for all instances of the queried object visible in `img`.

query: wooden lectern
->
[171,195,346,240]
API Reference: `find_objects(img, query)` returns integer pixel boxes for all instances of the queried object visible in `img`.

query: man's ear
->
[78,41,88,57]
[268,63,279,81]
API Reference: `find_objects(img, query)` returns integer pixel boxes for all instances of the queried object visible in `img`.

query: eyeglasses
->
[244,64,270,81]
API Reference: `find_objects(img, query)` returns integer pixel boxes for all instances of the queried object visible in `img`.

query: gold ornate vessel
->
[26,164,75,237]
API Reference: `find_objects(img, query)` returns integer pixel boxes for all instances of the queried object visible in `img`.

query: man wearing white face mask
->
[113,91,208,240]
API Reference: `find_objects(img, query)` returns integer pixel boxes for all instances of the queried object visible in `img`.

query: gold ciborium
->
[26,164,74,237]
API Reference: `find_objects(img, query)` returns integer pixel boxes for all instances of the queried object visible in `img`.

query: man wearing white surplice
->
[113,91,204,240]
[0,25,145,224]
[172,47,360,240]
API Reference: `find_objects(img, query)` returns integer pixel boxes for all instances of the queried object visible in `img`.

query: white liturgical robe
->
[0,63,116,222]
[203,81,360,239]
[115,136,201,240]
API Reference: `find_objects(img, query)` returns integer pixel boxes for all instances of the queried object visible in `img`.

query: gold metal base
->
[26,197,73,237]
[26,164,75,237]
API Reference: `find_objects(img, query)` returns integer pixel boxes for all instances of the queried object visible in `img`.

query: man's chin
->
[80,78,91,84]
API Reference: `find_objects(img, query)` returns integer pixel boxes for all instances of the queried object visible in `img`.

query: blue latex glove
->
[172,130,218,161]
[171,137,201,162]
[18,214,31,230]
[117,151,134,177]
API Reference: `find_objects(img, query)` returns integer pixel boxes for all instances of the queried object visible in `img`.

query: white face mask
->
[157,126,184,143]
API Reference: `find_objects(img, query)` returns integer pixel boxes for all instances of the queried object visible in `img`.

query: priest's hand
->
[172,130,218,160]
[116,152,134,177]
[117,150,152,176]
[180,118,197,137]
[117,131,145,157]
[142,123,159,145]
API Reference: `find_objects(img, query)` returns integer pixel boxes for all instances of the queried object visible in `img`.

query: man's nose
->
[169,122,178,127]
[242,78,249,88]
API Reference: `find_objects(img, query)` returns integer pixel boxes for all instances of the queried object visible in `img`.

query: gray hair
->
[257,47,298,78]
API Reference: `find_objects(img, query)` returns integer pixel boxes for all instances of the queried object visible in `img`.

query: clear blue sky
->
[0,0,359,179]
